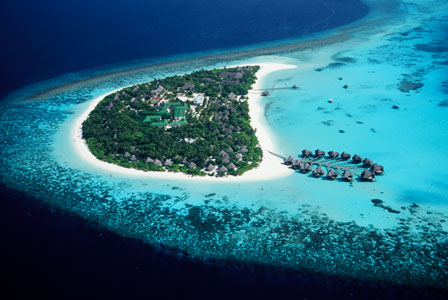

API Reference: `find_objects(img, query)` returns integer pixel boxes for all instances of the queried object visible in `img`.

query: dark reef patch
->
[399,80,424,93]
[371,199,400,214]
[434,60,448,65]
[414,43,448,53]
[438,100,448,107]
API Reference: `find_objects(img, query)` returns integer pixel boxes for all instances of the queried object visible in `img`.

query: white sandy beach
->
[72,62,296,182]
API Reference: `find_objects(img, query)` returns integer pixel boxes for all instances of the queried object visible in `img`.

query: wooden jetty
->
[268,149,384,182]
[255,84,300,96]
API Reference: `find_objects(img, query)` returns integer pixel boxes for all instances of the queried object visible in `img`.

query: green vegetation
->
[82,65,262,176]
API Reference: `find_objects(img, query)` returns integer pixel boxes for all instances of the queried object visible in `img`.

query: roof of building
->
[181,83,195,90]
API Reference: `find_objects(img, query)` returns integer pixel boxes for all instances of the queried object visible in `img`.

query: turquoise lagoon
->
[1,0,447,289]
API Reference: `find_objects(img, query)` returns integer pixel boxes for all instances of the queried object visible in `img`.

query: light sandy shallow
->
[72,63,296,182]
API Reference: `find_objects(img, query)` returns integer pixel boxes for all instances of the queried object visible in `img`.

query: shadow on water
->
[1,183,447,300]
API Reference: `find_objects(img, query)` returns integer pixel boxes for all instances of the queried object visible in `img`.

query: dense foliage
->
[82,65,262,176]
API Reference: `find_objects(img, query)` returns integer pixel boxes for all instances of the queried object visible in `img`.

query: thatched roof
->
[361,170,375,181]
[218,71,243,79]
[302,149,312,158]
[327,169,339,179]
[124,152,131,158]
[181,83,195,90]
[206,164,215,172]
[227,163,237,170]
[239,147,248,153]
[154,159,162,166]
[363,158,374,167]
[145,157,154,163]
[284,156,294,165]
[352,154,362,163]
[328,151,339,159]
[217,166,228,173]
[226,146,234,153]
[341,152,351,160]
[312,166,324,177]
[130,155,137,161]
[301,162,312,173]
[342,170,354,181]
[163,159,172,166]
[370,163,384,174]
[315,149,325,157]
[234,153,243,160]
[188,162,197,169]
[219,150,228,157]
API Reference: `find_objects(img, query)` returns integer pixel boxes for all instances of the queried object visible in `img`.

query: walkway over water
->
[268,149,384,182]
[253,86,300,91]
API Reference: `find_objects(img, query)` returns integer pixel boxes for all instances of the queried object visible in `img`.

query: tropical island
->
[82,66,263,177]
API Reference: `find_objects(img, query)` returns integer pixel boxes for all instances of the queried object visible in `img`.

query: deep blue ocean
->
[0,0,368,99]
[1,1,447,299]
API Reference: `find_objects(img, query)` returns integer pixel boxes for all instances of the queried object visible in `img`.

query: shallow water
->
[0,0,447,290]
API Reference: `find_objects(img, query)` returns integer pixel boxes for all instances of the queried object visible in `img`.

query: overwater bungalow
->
[284,156,294,165]
[361,170,375,181]
[342,170,354,182]
[312,165,325,177]
[363,158,374,167]
[302,149,313,158]
[261,90,270,96]
[370,163,384,175]
[341,152,351,160]
[292,160,303,170]
[328,151,339,159]
[301,162,312,173]
[315,149,325,158]
[327,169,339,180]
[352,154,362,163]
